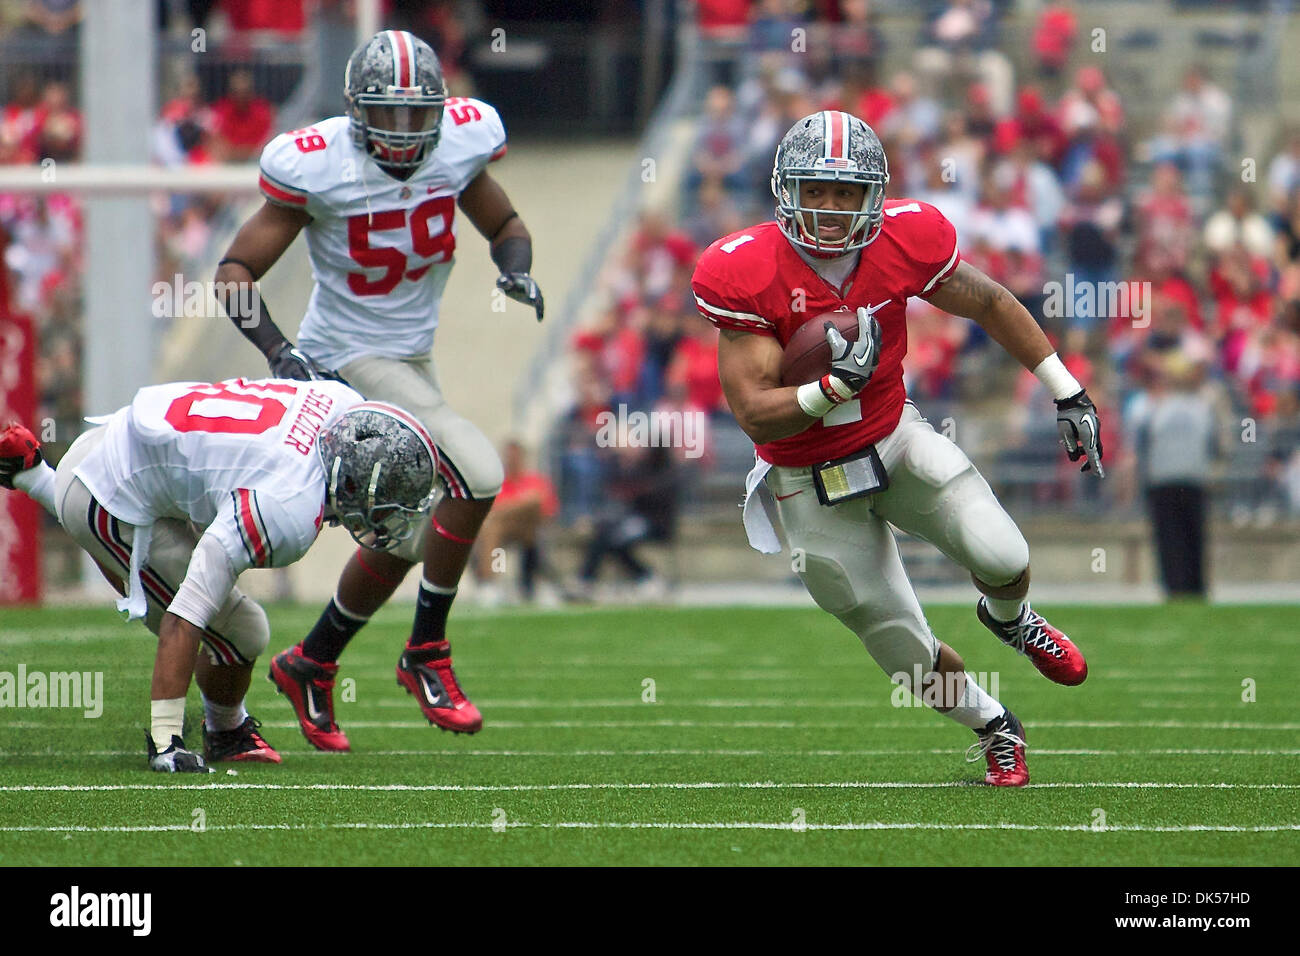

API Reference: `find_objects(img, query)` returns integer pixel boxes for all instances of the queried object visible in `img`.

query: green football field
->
[0,602,1296,866]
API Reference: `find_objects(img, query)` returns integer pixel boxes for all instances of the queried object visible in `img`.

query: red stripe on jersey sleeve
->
[259,173,308,207]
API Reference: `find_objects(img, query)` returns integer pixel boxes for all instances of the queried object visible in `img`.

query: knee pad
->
[945,470,1030,586]
[797,554,859,616]
[205,594,269,664]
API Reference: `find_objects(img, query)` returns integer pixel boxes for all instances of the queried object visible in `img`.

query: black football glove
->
[267,342,349,385]
[823,306,882,396]
[1055,388,1104,478]
[497,273,544,322]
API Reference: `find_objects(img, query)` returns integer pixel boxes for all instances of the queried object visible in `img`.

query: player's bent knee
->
[953,488,1029,587]
[973,566,1031,601]
[209,594,270,662]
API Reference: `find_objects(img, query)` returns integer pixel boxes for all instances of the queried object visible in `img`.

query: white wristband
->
[1032,353,1083,402]
[796,381,834,418]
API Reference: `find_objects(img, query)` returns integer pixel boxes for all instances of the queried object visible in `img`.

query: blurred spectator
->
[682,177,747,249]
[1059,160,1123,333]
[936,109,985,203]
[831,0,886,71]
[1267,128,1300,214]
[1273,187,1300,268]
[35,81,79,163]
[878,70,939,155]
[0,74,45,165]
[1209,244,1273,376]
[153,73,213,167]
[666,316,726,415]
[1149,65,1231,201]
[575,442,679,600]
[1204,186,1274,260]
[18,0,81,37]
[992,133,1067,254]
[997,86,1067,168]
[222,0,305,35]
[472,441,562,604]
[1031,1,1077,79]
[618,210,697,305]
[688,85,748,195]
[209,69,273,162]
[1127,355,1220,599]
[1134,161,1196,275]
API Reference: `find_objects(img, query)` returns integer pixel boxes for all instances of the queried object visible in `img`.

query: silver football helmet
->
[771,111,889,255]
[317,402,438,551]
[344,29,447,171]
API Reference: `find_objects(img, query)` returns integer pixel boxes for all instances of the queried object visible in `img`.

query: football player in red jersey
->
[692,111,1104,786]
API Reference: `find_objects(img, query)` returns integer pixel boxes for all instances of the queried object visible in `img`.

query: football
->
[779,307,860,387]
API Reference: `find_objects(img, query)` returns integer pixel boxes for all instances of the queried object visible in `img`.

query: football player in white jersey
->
[214,30,542,749]
[0,382,439,772]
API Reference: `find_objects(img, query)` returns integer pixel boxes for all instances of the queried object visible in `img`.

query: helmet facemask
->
[326,457,433,552]
[350,95,444,170]
[773,167,887,256]
[344,30,447,173]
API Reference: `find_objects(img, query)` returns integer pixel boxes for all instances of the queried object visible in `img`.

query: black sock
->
[411,578,457,648]
[301,597,368,664]
[521,545,539,599]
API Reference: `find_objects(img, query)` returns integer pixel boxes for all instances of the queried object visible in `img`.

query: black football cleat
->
[202,715,282,763]
[146,732,211,773]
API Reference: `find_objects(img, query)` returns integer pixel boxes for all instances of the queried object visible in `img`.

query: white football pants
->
[768,403,1029,680]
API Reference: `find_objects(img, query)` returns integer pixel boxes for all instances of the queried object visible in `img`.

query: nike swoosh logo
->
[865,300,891,315]
[775,490,804,501]
[420,672,447,706]
[305,686,324,721]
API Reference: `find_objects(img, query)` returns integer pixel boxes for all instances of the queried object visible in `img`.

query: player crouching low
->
[692,111,1103,786]
[0,378,438,772]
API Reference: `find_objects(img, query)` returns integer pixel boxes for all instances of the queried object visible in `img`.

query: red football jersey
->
[691,199,961,466]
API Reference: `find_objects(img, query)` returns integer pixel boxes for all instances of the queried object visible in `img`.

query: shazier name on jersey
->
[258,98,507,370]
[691,199,960,467]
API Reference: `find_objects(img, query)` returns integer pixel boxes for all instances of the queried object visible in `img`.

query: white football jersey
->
[75,378,363,573]
[258,99,507,369]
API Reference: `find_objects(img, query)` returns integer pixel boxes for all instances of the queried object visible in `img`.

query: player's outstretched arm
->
[459,170,544,321]
[926,261,1052,372]
[718,329,823,444]
[927,261,1103,476]
[214,201,311,364]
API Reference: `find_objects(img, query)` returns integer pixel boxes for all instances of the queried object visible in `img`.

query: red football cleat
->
[978,599,1088,686]
[202,715,282,764]
[967,710,1029,787]
[268,644,351,752]
[0,423,42,490]
[396,640,482,734]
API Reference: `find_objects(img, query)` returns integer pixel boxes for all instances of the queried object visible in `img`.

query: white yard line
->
[3,781,1297,793]
[1,747,1296,758]
[0,821,1295,834]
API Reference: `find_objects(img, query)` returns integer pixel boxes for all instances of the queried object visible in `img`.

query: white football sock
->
[150,697,186,745]
[942,677,1006,730]
[202,696,248,732]
[13,460,56,515]
[985,596,1025,622]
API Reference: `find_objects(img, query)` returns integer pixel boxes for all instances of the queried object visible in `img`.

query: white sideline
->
[0,821,1296,834]
[3,781,1298,793]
